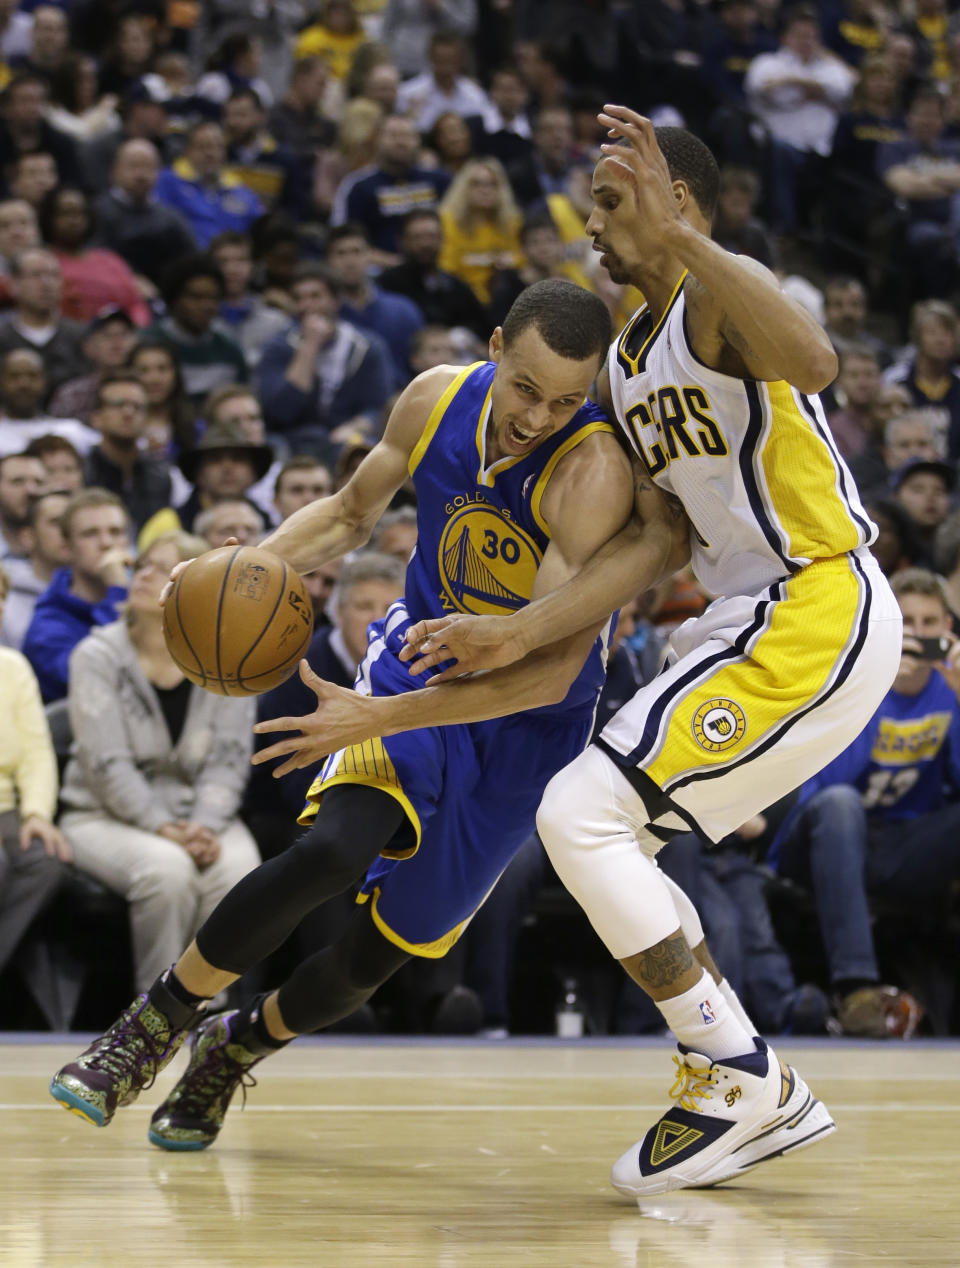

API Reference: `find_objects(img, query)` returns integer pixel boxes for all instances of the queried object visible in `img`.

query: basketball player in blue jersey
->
[49,278,706,1150]
[281,112,906,1196]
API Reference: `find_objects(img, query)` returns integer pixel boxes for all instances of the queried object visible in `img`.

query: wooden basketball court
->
[1,1036,956,1267]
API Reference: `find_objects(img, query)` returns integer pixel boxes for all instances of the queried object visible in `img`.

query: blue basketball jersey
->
[404,359,616,712]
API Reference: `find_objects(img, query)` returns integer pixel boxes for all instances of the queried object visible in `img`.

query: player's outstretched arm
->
[253,433,638,768]
[402,455,689,679]
[259,366,458,575]
[597,105,837,393]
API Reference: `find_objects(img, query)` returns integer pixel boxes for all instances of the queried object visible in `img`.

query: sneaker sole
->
[49,1078,107,1128]
[612,1070,834,1197]
[147,1128,213,1152]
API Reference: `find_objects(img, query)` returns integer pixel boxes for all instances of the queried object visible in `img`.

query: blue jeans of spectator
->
[776,785,879,986]
[865,801,960,905]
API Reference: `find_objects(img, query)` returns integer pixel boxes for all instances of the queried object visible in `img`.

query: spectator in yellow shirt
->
[0,561,68,982]
[295,0,368,82]
[438,158,522,305]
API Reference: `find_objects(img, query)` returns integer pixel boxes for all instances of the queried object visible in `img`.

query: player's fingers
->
[251,737,305,764]
[299,659,325,691]
[252,716,304,736]
[422,665,466,685]
[220,536,239,547]
[272,754,310,778]
[406,647,456,675]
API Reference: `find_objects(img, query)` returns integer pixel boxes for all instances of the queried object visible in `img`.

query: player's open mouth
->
[507,421,539,449]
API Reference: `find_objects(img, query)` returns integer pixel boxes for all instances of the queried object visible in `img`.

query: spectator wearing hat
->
[40,185,151,327]
[0,246,89,396]
[84,371,172,532]
[0,347,97,457]
[148,254,248,407]
[92,139,195,293]
[891,457,955,567]
[256,262,393,460]
[155,120,263,251]
[48,304,138,424]
[139,419,273,547]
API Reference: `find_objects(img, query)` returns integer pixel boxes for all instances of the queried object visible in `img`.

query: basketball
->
[163,545,314,696]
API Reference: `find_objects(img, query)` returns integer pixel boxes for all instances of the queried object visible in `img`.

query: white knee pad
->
[660,873,705,950]
[537,746,685,960]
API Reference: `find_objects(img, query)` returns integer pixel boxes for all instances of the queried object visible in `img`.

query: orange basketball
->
[163,545,314,696]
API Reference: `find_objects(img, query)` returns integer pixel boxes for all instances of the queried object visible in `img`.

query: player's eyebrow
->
[591,182,618,199]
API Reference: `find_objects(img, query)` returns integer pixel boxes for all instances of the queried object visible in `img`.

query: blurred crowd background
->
[0,0,958,1039]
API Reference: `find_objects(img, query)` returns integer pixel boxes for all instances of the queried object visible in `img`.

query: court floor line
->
[7,1102,959,1113]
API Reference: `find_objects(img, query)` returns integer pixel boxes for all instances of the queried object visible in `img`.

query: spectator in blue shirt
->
[256,261,393,460]
[331,113,451,265]
[23,487,130,702]
[770,567,960,1037]
[155,120,263,250]
[326,222,425,386]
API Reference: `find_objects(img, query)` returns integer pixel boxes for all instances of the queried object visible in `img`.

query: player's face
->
[487,325,599,461]
[586,159,642,285]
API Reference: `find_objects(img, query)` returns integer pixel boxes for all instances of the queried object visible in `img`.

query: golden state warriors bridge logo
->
[692,698,746,752]
[438,504,542,614]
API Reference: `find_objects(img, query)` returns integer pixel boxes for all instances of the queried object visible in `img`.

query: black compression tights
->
[195,785,412,975]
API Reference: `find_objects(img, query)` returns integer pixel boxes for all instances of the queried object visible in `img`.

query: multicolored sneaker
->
[610,1038,836,1197]
[148,1011,266,1151]
[50,989,200,1127]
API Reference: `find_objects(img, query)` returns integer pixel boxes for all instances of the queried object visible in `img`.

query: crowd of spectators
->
[0,0,959,1037]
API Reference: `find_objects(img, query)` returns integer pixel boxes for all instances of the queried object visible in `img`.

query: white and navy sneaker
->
[611,1038,835,1197]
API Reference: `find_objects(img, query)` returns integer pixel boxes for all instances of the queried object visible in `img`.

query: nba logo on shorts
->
[699,1000,716,1025]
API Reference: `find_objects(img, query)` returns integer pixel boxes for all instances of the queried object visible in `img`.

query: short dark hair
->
[291,261,340,297]
[402,207,441,231]
[327,221,369,247]
[501,279,611,363]
[23,433,82,465]
[520,211,559,243]
[274,454,331,496]
[655,126,720,219]
[209,230,251,255]
[226,86,263,110]
[94,371,145,410]
[161,253,226,305]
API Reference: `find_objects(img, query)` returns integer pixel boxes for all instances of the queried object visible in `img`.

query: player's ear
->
[488,326,503,363]
[673,178,690,211]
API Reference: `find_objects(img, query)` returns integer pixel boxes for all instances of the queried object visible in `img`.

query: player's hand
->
[20,815,72,862]
[252,661,381,776]
[159,537,239,606]
[398,613,529,681]
[597,105,686,245]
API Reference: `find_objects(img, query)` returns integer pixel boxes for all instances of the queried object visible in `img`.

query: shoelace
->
[668,1054,718,1113]
[86,1007,165,1092]
[177,1034,259,1118]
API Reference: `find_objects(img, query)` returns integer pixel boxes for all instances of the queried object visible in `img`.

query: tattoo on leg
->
[634,933,695,990]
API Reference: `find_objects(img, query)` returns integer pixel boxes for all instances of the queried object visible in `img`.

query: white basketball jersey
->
[607,273,875,598]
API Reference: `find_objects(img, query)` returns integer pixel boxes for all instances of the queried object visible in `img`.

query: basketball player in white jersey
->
[258,110,903,1196]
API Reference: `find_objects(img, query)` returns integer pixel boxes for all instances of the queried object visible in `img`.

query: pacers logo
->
[692,698,746,752]
[437,505,541,614]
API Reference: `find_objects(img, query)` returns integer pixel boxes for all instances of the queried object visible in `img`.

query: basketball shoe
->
[50,979,204,1127]
[148,1010,266,1151]
[610,1038,836,1197]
